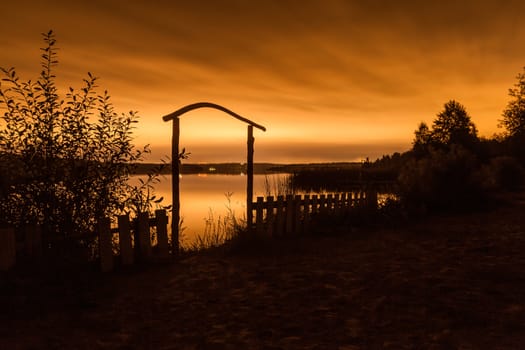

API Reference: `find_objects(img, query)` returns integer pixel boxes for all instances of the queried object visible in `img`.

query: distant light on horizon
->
[144,140,410,164]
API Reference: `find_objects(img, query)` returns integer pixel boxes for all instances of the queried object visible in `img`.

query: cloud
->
[2,0,525,162]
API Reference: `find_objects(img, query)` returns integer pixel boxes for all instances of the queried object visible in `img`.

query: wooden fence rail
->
[251,190,378,237]
[0,209,170,272]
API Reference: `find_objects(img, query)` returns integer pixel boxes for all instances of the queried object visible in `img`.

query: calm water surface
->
[131,174,289,243]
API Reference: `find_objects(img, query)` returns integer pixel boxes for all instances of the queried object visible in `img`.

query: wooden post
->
[340,193,345,214]
[118,214,133,266]
[334,193,341,216]
[327,194,333,214]
[319,194,326,214]
[367,189,378,210]
[255,197,264,236]
[0,227,16,271]
[311,194,319,214]
[266,196,275,237]
[172,117,180,256]
[294,195,301,235]
[98,218,113,272]
[24,224,42,259]
[302,194,311,234]
[247,125,254,232]
[156,209,169,259]
[137,212,152,261]
[285,194,294,235]
[275,195,285,236]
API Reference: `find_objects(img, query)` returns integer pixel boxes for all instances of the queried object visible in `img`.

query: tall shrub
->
[0,31,149,240]
[398,145,485,212]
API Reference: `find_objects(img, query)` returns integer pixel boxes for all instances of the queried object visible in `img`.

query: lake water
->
[130,173,290,244]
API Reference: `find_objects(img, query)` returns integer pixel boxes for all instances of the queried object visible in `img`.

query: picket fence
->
[98,209,170,272]
[251,190,377,236]
[0,209,170,272]
[1,190,379,272]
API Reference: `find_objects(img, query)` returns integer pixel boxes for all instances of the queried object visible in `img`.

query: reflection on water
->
[130,174,288,243]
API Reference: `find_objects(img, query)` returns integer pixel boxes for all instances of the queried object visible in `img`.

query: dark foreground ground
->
[3,195,525,349]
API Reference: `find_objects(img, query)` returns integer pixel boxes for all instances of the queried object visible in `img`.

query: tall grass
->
[179,193,245,252]
[263,173,294,196]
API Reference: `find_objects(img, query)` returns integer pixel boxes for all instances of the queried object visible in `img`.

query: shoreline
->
[132,161,362,175]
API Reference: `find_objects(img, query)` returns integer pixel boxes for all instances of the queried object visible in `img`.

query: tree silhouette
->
[432,100,478,147]
[412,122,432,157]
[500,67,525,138]
[410,100,478,156]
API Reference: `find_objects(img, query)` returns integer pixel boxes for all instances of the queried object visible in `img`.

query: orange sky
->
[2,0,525,163]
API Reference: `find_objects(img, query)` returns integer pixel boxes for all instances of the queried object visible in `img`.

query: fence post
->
[344,192,351,213]
[285,194,294,235]
[98,218,113,272]
[255,197,265,236]
[302,194,310,234]
[275,195,285,236]
[339,192,347,214]
[156,209,169,259]
[118,214,133,266]
[266,196,275,237]
[366,189,378,210]
[319,194,327,214]
[24,224,42,259]
[0,227,16,271]
[294,195,301,235]
[136,212,152,261]
[333,193,341,216]
[327,194,333,214]
[311,194,319,215]
[352,192,358,207]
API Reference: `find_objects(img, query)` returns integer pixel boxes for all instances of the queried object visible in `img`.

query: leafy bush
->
[480,156,525,191]
[0,31,152,244]
[397,145,486,213]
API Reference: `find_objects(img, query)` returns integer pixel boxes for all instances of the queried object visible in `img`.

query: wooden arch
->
[163,102,266,254]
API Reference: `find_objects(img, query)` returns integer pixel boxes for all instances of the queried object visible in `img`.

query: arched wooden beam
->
[162,102,265,254]
[162,102,266,132]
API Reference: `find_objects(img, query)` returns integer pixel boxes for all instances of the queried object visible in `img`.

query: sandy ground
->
[2,195,525,349]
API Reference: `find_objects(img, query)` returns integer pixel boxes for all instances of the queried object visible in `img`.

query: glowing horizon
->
[2,1,524,163]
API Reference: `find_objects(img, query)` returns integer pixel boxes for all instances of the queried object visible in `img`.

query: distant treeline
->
[290,164,399,192]
[132,162,362,175]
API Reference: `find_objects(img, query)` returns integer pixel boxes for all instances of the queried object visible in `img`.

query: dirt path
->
[3,196,525,349]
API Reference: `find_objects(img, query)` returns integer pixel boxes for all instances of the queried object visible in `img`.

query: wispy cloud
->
[2,0,525,161]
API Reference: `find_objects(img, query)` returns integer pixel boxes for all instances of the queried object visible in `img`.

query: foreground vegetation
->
[292,69,525,216]
[3,191,525,348]
[0,32,166,262]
